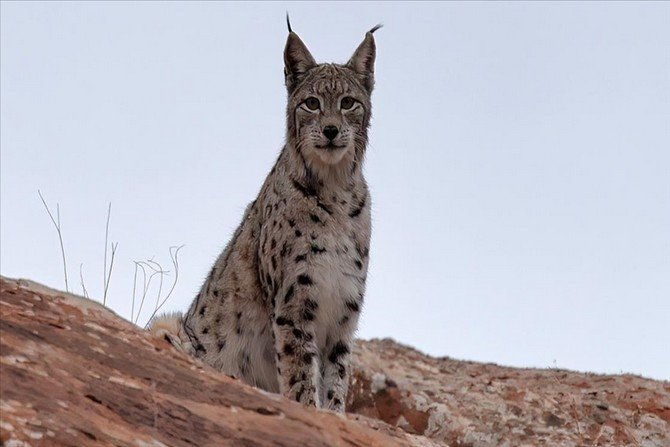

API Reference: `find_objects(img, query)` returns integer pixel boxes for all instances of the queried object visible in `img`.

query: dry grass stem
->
[79,263,89,299]
[103,203,111,304]
[38,190,69,292]
[144,245,184,329]
[103,242,118,305]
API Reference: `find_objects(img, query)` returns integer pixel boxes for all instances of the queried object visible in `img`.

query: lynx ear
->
[346,25,381,93]
[284,31,317,93]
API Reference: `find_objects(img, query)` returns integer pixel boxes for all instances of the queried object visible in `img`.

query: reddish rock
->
[0,278,429,447]
[2,277,668,447]
[349,338,669,446]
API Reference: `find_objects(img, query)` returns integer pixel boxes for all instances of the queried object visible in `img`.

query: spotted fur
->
[149,24,378,413]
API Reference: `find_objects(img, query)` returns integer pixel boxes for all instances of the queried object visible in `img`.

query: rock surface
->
[0,278,429,447]
[348,341,669,447]
[1,277,668,447]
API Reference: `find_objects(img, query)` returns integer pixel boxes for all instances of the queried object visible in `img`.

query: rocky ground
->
[1,277,668,446]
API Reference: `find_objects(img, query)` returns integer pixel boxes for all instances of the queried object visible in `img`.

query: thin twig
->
[103,242,118,305]
[131,261,139,323]
[133,262,148,324]
[79,263,89,298]
[134,261,161,325]
[144,245,184,329]
[103,203,112,304]
[38,190,69,292]
[145,259,169,319]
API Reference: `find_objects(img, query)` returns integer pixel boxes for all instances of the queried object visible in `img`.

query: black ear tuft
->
[369,23,383,34]
[286,12,292,33]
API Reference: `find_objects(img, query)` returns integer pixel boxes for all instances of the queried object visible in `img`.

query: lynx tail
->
[147,312,195,355]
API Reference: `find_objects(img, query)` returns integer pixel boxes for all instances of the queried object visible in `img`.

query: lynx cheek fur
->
[149,22,379,413]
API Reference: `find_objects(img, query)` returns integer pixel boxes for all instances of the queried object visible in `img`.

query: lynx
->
[150,20,379,413]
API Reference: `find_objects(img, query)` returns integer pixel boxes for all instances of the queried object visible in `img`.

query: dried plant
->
[102,203,118,305]
[144,245,184,329]
[38,192,183,326]
[38,190,69,293]
[79,263,89,298]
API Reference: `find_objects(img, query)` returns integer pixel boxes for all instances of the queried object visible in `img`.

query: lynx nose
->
[322,125,339,141]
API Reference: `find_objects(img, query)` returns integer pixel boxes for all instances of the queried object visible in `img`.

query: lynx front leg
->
[272,280,321,407]
[321,336,353,413]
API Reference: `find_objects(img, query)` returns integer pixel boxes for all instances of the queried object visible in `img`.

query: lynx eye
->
[304,97,320,111]
[340,96,355,110]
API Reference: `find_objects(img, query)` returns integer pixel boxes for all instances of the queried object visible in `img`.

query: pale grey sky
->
[2,2,669,380]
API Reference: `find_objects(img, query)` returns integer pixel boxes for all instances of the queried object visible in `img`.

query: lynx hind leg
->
[147,312,195,356]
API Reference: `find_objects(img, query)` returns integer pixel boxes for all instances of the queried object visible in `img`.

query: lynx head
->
[284,21,380,179]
